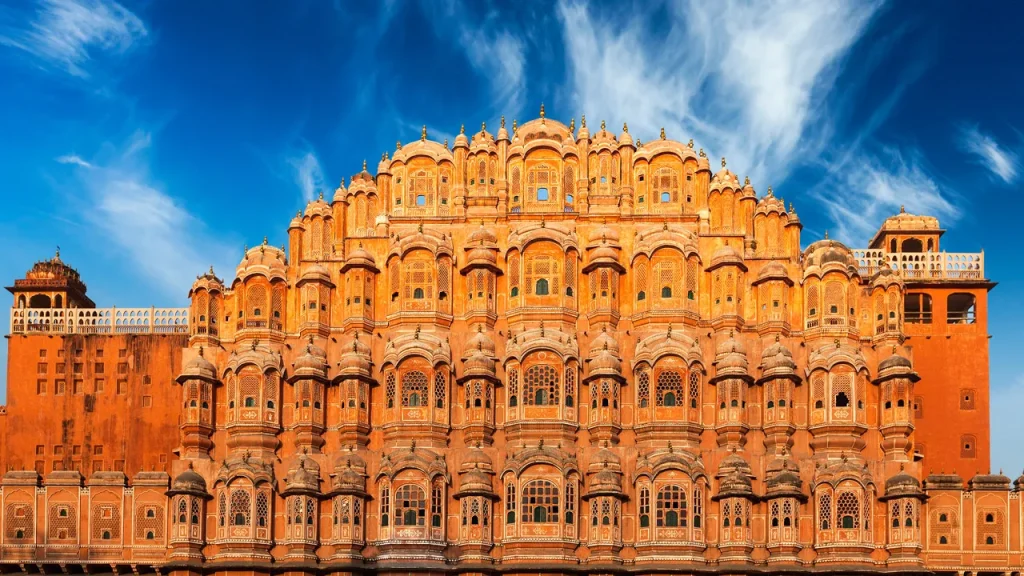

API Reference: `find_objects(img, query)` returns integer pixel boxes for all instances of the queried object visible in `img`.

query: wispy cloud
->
[459,26,526,116]
[58,131,236,300]
[423,1,527,117]
[813,146,958,244]
[288,150,326,203]
[56,153,92,168]
[0,0,147,78]
[959,125,1019,184]
[557,0,883,186]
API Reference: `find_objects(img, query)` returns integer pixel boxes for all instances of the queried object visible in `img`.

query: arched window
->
[656,485,686,527]
[230,489,250,526]
[656,371,683,407]
[837,492,859,529]
[522,480,559,523]
[524,365,558,406]
[506,483,516,524]
[947,293,976,324]
[661,286,672,298]
[535,278,549,295]
[639,486,650,527]
[537,187,549,201]
[402,370,428,408]
[637,291,646,301]
[394,485,426,526]
[413,288,424,299]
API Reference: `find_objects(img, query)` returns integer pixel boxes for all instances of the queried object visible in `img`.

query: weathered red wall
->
[4,333,185,475]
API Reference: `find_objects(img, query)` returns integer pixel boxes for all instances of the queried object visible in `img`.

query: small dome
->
[300,262,331,283]
[282,455,320,495]
[710,244,744,269]
[590,326,620,356]
[715,332,747,357]
[171,467,208,495]
[294,338,328,374]
[879,353,912,372]
[461,445,493,471]
[331,451,368,496]
[466,246,498,267]
[760,338,797,378]
[463,348,497,376]
[617,125,634,147]
[181,348,216,381]
[589,346,622,375]
[592,243,620,261]
[465,326,496,356]
[343,243,376,271]
[871,263,903,289]
[709,162,741,192]
[467,224,497,245]
[716,452,755,498]
[765,454,803,497]
[757,261,789,282]
[339,334,372,376]
[755,188,786,216]
[885,470,922,493]
[453,124,470,148]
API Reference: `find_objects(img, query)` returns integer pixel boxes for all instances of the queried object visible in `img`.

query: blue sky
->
[1,0,1022,471]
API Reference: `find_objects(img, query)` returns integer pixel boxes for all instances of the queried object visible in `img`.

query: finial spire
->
[500,115,506,129]
[421,125,427,141]
[581,114,586,127]
[363,159,367,171]
[900,204,906,213]
[744,176,750,186]
[660,127,666,140]
[824,230,829,239]
[55,246,60,259]
[396,140,401,150]
[767,186,773,197]
[721,156,727,168]
[443,138,448,149]
[318,190,323,200]
[687,138,693,148]
[460,124,465,135]
[699,148,706,158]
[622,122,628,132]
[539,103,545,119]
[600,119,606,131]
[569,117,575,133]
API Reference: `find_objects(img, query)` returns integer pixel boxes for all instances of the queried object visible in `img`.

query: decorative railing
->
[852,250,984,280]
[10,307,189,335]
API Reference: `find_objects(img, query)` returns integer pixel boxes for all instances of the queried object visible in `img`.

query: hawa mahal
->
[1,111,1018,576]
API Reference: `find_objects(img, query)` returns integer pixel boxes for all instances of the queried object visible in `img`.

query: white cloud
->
[0,0,147,78]
[459,26,526,116]
[288,150,326,203]
[56,153,92,168]
[423,1,527,117]
[557,0,883,186]
[959,125,1019,184]
[62,131,236,300]
[991,376,1024,477]
[812,146,959,244]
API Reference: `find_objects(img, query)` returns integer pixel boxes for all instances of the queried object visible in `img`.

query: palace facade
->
[2,113,1017,576]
